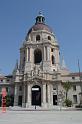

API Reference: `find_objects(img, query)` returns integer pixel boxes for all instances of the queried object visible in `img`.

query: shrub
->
[0,95,14,107]
[6,95,14,107]
[6,95,11,107]
[64,99,72,107]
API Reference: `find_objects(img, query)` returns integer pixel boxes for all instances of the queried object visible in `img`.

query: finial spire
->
[39,11,42,15]
[15,59,19,70]
[61,55,66,69]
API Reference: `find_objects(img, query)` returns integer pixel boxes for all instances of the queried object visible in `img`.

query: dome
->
[27,12,53,35]
[28,23,53,34]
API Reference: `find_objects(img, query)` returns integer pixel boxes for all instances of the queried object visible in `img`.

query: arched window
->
[34,49,42,64]
[53,69,55,71]
[48,36,51,40]
[51,55,55,64]
[36,35,40,41]
[23,57,25,67]
[23,57,25,62]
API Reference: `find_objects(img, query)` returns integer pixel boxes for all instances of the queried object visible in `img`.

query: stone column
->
[14,83,18,106]
[26,83,31,108]
[26,47,28,62]
[47,47,50,61]
[26,47,30,62]
[50,84,53,106]
[44,46,46,61]
[22,84,26,107]
[55,48,60,68]
[28,48,30,62]
[42,83,47,108]
[48,84,53,108]
[47,84,51,106]
[25,47,31,72]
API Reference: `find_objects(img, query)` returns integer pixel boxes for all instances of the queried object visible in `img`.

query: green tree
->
[6,95,14,107]
[6,95,11,107]
[62,81,72,100]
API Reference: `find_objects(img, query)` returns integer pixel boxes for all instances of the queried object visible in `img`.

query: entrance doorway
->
[18,96,22,106]
[31,85,41,106]
[53,95,57,105]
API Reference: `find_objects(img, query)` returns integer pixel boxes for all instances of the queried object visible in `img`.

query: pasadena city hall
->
[0,12,82,109]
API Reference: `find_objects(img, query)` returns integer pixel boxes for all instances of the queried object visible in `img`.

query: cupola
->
[35,11,45,24]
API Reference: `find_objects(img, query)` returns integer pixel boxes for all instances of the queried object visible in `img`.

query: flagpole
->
[78,59,81,82]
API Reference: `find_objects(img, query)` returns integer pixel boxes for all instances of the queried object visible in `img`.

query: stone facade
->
[0,74,14,96]
[10,13,82,108]
[0,74,14,106]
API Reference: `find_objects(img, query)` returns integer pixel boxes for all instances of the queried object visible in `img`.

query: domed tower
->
[20,12,60,73]
[14,12,61,108]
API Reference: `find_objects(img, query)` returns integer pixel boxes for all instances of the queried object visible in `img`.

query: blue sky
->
[0,0,82,75]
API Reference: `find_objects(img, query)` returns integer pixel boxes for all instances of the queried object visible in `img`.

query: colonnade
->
[14,82,53,108]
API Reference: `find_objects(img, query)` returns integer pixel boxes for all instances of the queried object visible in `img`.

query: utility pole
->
[78,59,82,104]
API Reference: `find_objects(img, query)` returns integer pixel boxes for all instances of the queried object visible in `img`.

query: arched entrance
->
[34,49,42,64]
[31,85,41,106]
